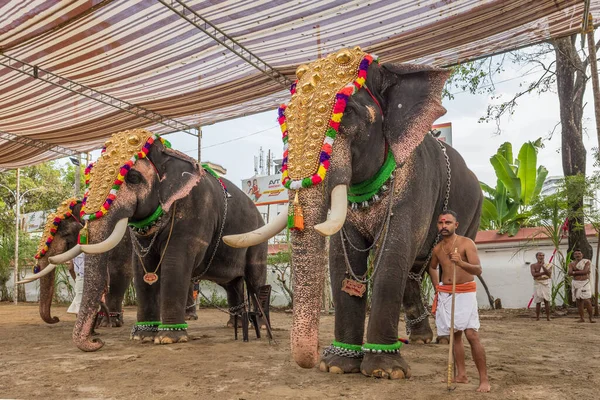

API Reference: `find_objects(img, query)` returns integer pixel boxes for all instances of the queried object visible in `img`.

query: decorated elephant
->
[224,48,483,379]
[51,131,267,351]
[18,198,133,327]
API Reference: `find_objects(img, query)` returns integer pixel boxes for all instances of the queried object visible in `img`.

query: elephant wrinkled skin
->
[226,55,483,378]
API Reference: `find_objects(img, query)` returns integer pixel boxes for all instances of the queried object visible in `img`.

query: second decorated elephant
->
[51,132,267,351]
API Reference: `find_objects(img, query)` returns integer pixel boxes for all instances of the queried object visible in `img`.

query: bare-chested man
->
[428,210,490,393]
[568,249,595,323]
[530,252,551,321]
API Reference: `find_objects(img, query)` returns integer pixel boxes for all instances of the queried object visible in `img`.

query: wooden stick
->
[447,247,458,391]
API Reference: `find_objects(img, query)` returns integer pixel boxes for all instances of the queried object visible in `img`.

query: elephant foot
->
[154,330,189,344]
[130,325,158,342]
[96,312,124,328]
[360,353,411,380]
[319,354,362,374]
[226,316,242,328]
[436,335,449,345]
[185,312,198,321]
[408,319,433,345]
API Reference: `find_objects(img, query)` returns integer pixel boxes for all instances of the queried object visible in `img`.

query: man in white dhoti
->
[67,253,85,315]
[429,210,490,393]
[568,249,595,323]
[530,252,551,321]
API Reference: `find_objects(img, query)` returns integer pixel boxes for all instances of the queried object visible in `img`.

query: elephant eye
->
[125,170,144,185]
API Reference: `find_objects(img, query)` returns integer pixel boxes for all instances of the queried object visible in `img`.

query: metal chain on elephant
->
[129,221,163,258]
[194,287,248,316]
[340,172,396,284]
[405,136,452,335]
[190,174,229,283]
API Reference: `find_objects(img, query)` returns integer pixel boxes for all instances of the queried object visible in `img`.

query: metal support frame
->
[159,0,293,89]
[0,53,197,137]
[0,130,78,157]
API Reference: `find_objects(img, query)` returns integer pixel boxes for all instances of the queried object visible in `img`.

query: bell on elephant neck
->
[287,191,305,231]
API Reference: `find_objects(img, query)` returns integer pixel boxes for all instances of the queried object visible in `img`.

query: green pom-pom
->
[301,177,312,188]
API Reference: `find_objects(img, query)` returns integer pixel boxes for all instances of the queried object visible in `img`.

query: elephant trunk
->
[289,188,328,368]
[39,267,59,324]
[72,252,108,351]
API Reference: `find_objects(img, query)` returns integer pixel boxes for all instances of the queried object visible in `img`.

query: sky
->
[83,47,600,192]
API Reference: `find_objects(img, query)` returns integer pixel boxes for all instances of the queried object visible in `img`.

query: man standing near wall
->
[530,252,552,321]
[568,249,595,323]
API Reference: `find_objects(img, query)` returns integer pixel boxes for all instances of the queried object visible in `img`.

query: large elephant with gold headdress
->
[18,198,133,327]
[51,131,267,351]
[224,48,483,379]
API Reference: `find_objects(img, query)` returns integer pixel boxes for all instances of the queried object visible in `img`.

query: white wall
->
[476,238,598,309]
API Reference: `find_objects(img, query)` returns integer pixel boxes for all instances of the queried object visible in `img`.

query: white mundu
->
[533,279,551,303]
[67,253,85,315]
[435,289,480,336]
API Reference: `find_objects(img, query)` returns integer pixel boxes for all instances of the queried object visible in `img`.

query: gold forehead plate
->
[285,47,366,180]
[82,129,154,215]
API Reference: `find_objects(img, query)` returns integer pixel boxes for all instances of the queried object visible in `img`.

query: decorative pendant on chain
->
[143,272,159,285]
[341,276,366,297]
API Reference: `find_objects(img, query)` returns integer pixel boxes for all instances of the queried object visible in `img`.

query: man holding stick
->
[568,249,595,323]
[530,252,552,321]
[429,210,490,393]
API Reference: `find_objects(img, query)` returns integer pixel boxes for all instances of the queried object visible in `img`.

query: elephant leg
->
[362,236,413,380]
[224,277,245,328]
[244,243,268,329]
[185,282,198,321]
[99,265,132,328]
[154,244,195,345]
[403,261,433,344]
[319,229,368,375]
[131,255,161,342]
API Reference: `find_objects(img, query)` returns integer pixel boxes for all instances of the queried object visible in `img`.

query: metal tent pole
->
[13,168,20,306]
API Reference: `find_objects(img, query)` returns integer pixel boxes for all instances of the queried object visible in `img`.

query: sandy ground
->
[0,304,599,400]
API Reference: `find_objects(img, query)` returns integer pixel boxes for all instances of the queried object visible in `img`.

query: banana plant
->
[479,139,548,236]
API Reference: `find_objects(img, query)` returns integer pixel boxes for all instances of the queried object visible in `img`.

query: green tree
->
[445,30,598,259]
[480,140,548,235]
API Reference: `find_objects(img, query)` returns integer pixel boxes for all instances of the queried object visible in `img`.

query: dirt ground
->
[0,304,599,400]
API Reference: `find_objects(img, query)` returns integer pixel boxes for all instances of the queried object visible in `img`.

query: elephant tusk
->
[314,184,348,237]
[48,245,82,264]
[223,205,289,248]
[16,263,57,284]
[80,218,128,254]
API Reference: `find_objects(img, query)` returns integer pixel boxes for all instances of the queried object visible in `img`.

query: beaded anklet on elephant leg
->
[322,340,364,359]
[158,323,188,331]
[131,321,160,336]
[361,341,403,354]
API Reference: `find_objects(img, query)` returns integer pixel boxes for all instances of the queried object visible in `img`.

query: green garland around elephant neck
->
[128,206,163,229]
[347,150,396,204]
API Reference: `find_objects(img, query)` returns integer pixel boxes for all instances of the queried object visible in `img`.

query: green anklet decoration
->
[158,323,188,331]
[129,206,163,230]
[135,321,161,326]
[332,340,362,352]
[362,341,403,354]
[348,150,397,207]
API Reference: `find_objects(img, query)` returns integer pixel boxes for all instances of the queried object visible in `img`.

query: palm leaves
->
[480,140,548,235]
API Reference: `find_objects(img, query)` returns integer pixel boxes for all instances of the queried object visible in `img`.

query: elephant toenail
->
[319,361,329,372]
[329,366,344,374]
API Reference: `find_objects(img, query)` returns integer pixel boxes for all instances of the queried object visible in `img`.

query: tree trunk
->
[554,36,594,305]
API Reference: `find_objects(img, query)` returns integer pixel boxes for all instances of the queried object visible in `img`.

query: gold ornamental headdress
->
[81,129,170,222]
[35,197,79,259]
[279,48,377,191]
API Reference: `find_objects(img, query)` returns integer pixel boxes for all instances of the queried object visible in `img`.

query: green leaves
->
[480,139,547,235]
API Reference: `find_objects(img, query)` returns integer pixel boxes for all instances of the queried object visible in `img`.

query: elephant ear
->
[148,142,203,212]
[380,63,451,165]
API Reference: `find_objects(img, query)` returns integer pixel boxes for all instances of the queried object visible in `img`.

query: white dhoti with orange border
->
[433,281,479,336]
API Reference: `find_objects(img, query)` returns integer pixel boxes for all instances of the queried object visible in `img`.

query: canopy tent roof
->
[1,0,598,168]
